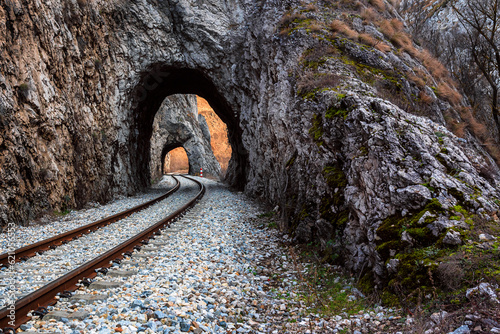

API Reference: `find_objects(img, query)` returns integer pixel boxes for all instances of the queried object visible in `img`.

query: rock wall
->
[0,0,499,291]
[149,94,221,180]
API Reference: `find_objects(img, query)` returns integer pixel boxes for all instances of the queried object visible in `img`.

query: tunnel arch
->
[130,66,247,189]
[160,142,183,174]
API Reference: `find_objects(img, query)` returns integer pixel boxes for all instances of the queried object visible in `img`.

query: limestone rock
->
[442,230,462,245]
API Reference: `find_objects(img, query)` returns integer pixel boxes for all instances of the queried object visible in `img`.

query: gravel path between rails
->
[0,176,196,307]
[0,177,178,254]
[18,177,406,334]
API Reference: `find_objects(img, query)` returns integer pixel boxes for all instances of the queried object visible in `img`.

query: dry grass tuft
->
[455,107,500,164]
[361,7,379,22]
[408,73,427,88]
[279,12,307,28]
[390,18,404,31]
[297,72,340,96]
[418,50,448,79]
[305,3,318,11]
[379,19,404,38]
[390,32,412,48]
[419,90,434,104]
[375,42,392,52]
[460,107,489,140]
[330,20,358,40]
[413,67,430,83]
[301,44,337,66]
[379,19,396,38]
[369,0,385,10]
[451,120,467,138]
[484,138,500,165]
[358,33,378,47]
[437,82,462,105]
[353,1,364,10]
[309,21,324,32]
[279,27,292,36]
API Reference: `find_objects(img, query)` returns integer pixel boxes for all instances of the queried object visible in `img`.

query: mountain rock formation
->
[197,97,232,174]
[0,0,499,297]
[149,94,221,180]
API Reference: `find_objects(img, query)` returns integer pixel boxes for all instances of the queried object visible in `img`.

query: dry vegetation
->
[437,81,462,105]
[297,72,340,97]
[329,19,358,39]
[280,0,500,165]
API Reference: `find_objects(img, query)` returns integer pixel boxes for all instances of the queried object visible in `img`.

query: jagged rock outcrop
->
[149,94,221,180]
[0,0,499,294]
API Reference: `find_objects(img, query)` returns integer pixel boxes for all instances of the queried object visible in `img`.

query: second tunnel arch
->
[150,94,223,179]
[131,66,248,189]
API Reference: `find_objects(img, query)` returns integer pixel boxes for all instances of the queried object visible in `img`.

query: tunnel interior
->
[160,143,185,174]
[131,66,246,189]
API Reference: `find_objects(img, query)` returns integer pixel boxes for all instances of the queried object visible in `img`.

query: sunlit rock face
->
[0,0,498,281]
[149,94,221,180]
[197,97,232,175]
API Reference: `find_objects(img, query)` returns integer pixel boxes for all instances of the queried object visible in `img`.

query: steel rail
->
[0,175,205,329]
[0,176,181,268]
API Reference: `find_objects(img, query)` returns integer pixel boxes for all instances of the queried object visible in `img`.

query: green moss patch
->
[373,193,500,309]
[309,114,324,146]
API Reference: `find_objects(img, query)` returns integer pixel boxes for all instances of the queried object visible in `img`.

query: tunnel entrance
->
[132,67,246,189]
[164,147,189,174]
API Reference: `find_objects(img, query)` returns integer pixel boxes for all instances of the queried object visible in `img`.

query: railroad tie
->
[43,310,90,321]
[68,294,108,304]
[107,269,138,277]
[88,281,123,290]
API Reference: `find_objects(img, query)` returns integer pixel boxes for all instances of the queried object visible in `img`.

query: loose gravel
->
[0,177,177,254]
[0,176,196,308]
[17,177,405,334]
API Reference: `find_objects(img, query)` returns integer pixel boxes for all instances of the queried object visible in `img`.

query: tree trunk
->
[492,87,500,143]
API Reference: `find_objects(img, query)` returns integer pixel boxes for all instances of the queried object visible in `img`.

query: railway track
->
[0,176,180,268]
[0,175,205,331]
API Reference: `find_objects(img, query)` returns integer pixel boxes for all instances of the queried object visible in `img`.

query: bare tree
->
[453,0,500,142]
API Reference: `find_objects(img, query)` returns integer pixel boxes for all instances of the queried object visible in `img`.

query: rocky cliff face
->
[197,97,232,174]
[1,0,499,296]
[149,94,221,180]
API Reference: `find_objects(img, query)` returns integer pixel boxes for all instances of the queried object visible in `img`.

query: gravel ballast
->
[0,176,196,307]
[15,177,408,334]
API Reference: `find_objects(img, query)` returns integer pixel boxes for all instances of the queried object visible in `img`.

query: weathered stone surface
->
[149,95,221,180]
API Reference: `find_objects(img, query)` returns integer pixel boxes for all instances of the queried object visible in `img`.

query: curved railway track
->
[0,175,205,331]
[0,176,180,268]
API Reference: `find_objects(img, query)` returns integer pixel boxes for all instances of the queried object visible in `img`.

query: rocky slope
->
[149,94,221,180]
[0,0,499,299]
[398,0,500,157]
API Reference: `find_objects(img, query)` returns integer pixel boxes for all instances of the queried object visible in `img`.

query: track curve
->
[0,175,205,330]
